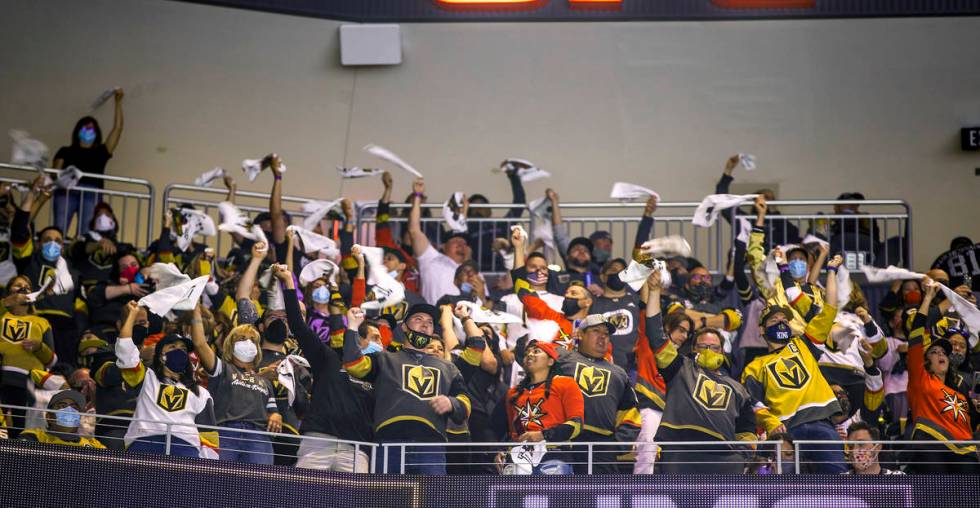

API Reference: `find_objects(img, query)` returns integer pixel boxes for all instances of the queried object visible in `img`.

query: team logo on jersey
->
[766,355,810,390]
[693,373,733,411]
[602,310,633,336]
[38,265,57,290]
[939,388,968,423]
[156,384,189,412]
[574,363,610,397]
[514,397,547,433]
[402,364,440,400]
[89,250,113,270]
[1,318,30,343]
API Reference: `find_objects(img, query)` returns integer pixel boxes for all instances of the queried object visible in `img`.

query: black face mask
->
[764,322,793,344]
[605,274,626,291]
[568,257,590,269]
[264,319,288,344]
[671,270,688,288]
[405,329,433,350]
[561,298,582,317]
[686,284,713,303]
[132,325,149,347]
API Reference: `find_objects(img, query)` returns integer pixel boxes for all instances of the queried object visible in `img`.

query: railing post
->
[383,445,389,474]
[370,444,377,474]
[400,445,406,474]
[794,441,801,474]
[775,440,782,474]
[164,423,173,455]
[587,443,593,475]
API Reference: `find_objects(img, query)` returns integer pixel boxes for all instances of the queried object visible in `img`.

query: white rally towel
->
[363,144,423,178]
[9,129,49,168]
[619,259,671,292]
[174,208,217,252]
[610,182,661,202]
[91,87,121,110]
[861,266,980,334]
[259,266,285,311]
[455,300,523,325]
[801,234,830,248]
[194,167,225,187]
[242,155,286,182]
[276,354,310,406]
[737,153,757,171]
[301,199,344,232]
[25,277,54,303]
[355,244,406,311]
[150,262,192,289]
[139,275,209,317]
[49,257,75,295]
[507,442,548,475]
[55,166,83,190]
[639,236,692,259]
[493,159,550,183]
[336,166,384,179]
[443,192,468,234]
[736,217,752,245]
[528,196,556,255]
[287,225,339,259]
[217,202,267,244]
[692,194,758,228]
[836,264,852,309]
[299,259,340,288]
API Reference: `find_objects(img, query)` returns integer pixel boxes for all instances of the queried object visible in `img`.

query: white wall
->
[2,0,979,269]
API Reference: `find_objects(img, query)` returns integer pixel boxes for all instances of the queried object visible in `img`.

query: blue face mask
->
[361,341,383,355]
[54,407,81,428]
[312,286,331,304]
[787,259,808,279]
[460,281,474,294]
[41,241,62,262]
[78,126,97,145]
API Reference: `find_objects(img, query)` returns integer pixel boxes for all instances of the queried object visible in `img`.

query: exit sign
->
[962,127,980,151]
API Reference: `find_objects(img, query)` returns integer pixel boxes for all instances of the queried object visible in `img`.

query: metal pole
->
[775,441,782,474]
[587,444,593,475]
[794,441,801,474]
[164,423,172,455]
[400,445,406,474]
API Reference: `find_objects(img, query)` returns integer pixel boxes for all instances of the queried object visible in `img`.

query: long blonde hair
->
[220,324,263,369]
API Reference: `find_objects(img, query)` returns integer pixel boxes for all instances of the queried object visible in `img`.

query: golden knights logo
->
[38,265,57,290]
[693,373,733,411]
[156,384,189,412]
[574,363,610,398]
[89,250,114,270]
[766,352,811,390]
[1,318,30,343]
[602,310,633,336]
[402,364,440,400]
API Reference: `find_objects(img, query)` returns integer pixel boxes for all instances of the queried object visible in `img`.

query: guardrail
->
[0,163,155,247]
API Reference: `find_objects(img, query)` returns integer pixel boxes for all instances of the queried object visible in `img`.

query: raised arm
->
[237,242,266,301]
[503,167,527,219]
[807,243,830,286]
[511,226,526,271]
[269,154,286,245]
[439,305,459,360]
[408,178,432,257]
[223,174,237,204]
[189,304,216,373]
[285,228,296,276]
[104,89,124,154]
[633,196,657,252]
[717,155,739,225]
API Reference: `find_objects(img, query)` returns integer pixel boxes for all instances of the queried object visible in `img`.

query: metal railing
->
[0,162,155,246]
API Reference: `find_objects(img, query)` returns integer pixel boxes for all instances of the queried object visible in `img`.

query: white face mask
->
[387,269,400,279]
[232,339,258,363]
[94,214,116,232]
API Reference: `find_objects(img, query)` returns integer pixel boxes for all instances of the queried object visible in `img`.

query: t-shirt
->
[590,293,641,370]
[931,243,980,290]
[53,144,112,189]
[417,244,460,305]
[208,358,277,427]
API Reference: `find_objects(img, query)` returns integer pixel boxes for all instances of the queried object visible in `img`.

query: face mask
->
[405,329,433,349]
[361,341,383,355]
[568,257,590,269]
[41,241,62,262]
[851,448,877,470]
[695,349,725,370]
[460,281,474,294]
[528,270,549,286]
[132,325,149,347]
[593,248,611,265]
[312,286,331,304]
[903,290,922,306]
[788,260,808,279]
[836,394,851,417]
[561,298,581,317]
[387,269,400,280]
[264,319,288,344]
[94,214,116,232]
[765,321,793,344]
[163,349,189,373]
[671,271,688,288]
[686,284,712,302]
[121,265,139,283]
[54,407,81,428]
[78,126,97,145]
[232,340,258,363]
[949,351,965,368]
[605,274,626,291]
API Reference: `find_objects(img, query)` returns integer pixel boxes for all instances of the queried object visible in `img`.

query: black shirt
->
[54,144,112,189]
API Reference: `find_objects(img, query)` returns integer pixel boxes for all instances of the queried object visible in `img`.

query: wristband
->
[274,174,282,181]
[413,192,424,198]
[777,264,789,273]
[826,266,838,273]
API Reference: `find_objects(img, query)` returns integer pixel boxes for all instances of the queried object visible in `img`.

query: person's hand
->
[453,301,472,320]
[855,306,872,324]
[858,339,874,368]
[922,277,939,299]
[500,348,515,365]
[127,283,149,298]
[528,238,545,253]
[518,430,545,443]
[97,238,117,256]
[724,154,739,175]
[257,360,281,381]
[953,284,975,303]
[21,338,40,352]
[646,270,662,291]
[114,88,125,102]
[412,178,425,197]
[492,238,510,252]
[164,209,173,230]
[222,174,236,191]
[381,170,393,190]
[346,307,365,331]
[643,195,658,216]
[818,242,830,258]
[203,248,215,261]
[429,395,454,415]
[351,245,364,266]
[2,292,29,308]
[0,183,12,197]
[470,274,486,297]
[827,254,843,269]
[587,283,604,297]
[341,198,354,220]
[546,188,559,203]
[266,413,283,433]
[770,424,787,435]
[251,241,268,259]
[272,263,292,282]
[753,195,768,216]
[772,247,786,265]
[896,342,908,354]
[268,154,283,176]
[510,226,526,248]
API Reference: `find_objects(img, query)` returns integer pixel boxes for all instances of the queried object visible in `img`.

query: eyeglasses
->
[689,275,712,283]
[694,343,722,353]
